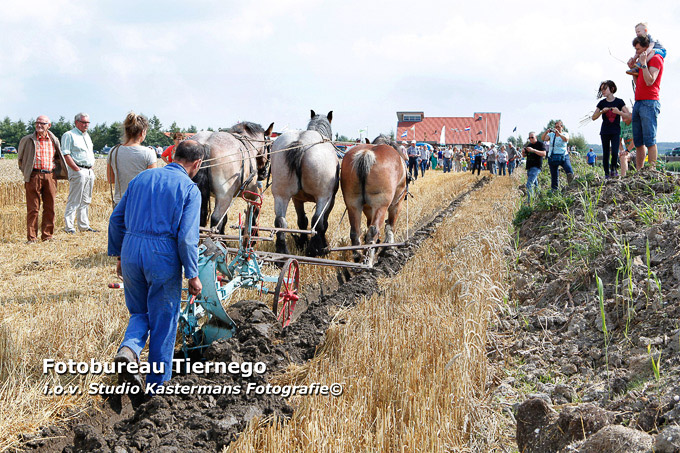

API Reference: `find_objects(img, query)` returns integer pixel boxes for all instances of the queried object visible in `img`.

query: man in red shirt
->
[17,116,68,242]
[630,35,664,170]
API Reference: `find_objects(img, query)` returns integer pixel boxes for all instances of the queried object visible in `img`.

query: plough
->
[178,191,403,357]
[178,191,300,357]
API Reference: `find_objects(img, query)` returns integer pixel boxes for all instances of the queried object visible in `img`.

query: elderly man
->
[62,113,96,233]
[109,140,203,402]
[17,116,68,242]
[630,35,664,170]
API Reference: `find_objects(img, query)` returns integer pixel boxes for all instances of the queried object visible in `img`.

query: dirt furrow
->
[31,177,489,453]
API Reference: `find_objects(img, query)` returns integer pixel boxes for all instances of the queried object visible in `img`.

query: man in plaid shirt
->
[17,116,68,242]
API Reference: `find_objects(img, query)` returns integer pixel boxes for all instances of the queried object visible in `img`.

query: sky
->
[1,0,678,145]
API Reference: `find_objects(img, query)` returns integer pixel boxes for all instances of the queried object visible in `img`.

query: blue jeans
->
[419,159,427,177]
[508,160,516,175]
[632,100,660,148]
[408,157,419,179]
[548,154,574,191]
[443,157,451,172]
[526,167,541,203]
[497,162,507,175]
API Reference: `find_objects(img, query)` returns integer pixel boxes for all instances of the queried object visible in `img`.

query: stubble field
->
[0,158,518,451]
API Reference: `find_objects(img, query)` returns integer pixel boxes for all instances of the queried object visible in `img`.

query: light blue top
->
[61,128,94,167]
[108,163,201,279]
[546,132,568,156]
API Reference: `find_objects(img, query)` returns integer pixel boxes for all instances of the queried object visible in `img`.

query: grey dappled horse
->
[270,110,340,256]
[191,122,274,233]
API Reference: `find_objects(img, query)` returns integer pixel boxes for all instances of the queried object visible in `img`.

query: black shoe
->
[81,227,99,233]
[64,229,75,234]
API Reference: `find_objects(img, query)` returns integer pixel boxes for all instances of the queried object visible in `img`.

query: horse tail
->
[351,149,376,204]
[284,140,306,191]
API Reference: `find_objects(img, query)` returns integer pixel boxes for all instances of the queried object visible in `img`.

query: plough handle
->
[241,190,263,208]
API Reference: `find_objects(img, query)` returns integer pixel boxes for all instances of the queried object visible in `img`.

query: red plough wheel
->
[273,259,300,328]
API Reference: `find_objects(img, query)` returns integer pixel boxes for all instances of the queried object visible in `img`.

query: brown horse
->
[340,134,408,265]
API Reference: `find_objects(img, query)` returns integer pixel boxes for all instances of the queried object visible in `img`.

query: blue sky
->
[1,0,678,144]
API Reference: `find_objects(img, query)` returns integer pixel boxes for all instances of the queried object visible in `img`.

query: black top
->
[596,97,626,135]
[526,140,545,170]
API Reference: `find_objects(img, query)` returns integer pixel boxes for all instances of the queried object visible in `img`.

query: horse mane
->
[372,134,399,152]
[228,121,265,138]
[307,114,333,140]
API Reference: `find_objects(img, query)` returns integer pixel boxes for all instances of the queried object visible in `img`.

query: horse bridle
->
[257,135,273,181]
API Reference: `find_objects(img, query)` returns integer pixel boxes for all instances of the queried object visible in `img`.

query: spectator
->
[541,120,574,191]
[17,116,68,242]
[631,35,664,170]
[398,141,408,161]
[627,22,666,76]
[107,112,158,208]
[455,147,464,172]
[62,113,96,233]
[523,132,547,203]
[430,147,438,171]
[507,144,518,175]
[618,110,635,177]
[586,148,597,167]
[592,80,630,178]
[407,141,419,181]
[419,146,428,178]
[497,145,508,176]
[161,132,184,164]
[472,144,483,176]
[442,146,453,173]
[487,145,497,174]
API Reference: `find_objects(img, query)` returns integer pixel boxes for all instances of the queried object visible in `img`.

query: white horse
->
[191,122,273,233]
[270,110,340,256]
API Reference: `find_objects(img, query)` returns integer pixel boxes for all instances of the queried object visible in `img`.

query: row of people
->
[17,112,164,243]
[18,113,99,242]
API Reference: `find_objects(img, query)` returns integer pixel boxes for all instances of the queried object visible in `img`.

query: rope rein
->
[197,136,361,170]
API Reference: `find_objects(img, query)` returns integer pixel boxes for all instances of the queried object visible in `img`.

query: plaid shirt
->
[34,134,55,171]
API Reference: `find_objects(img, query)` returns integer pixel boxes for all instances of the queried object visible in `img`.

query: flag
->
[439,126,446,145]
[400,130,408,138]
[464,126,471,131]
[359,128,366,133]
[512,126,517,133]
[410,125,416,131]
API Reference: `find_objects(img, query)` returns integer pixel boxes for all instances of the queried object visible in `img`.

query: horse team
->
[190,110,408,265]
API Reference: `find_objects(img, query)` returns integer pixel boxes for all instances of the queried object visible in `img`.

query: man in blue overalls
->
[108,140,204,403]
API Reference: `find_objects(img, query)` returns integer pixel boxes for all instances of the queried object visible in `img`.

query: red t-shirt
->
[161,145,175,163]
[635,54,663,101]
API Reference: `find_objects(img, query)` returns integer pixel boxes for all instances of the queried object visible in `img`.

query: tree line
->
[0,115,203,151]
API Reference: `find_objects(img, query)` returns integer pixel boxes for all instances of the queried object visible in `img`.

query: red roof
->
[397,112,501,144]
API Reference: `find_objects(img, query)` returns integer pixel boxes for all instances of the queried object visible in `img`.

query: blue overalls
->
[108,163,200,386]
